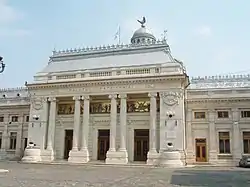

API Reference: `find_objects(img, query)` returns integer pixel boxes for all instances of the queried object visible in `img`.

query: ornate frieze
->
[127,101,150,113]
[57,104,83,115]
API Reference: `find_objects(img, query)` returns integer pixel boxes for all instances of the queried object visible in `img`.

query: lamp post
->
[0,56,6,73]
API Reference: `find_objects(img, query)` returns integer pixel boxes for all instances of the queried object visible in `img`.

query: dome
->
[131,25,156,45]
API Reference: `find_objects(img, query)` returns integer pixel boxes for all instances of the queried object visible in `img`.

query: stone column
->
[148,92,157,152]
[81,95,90,151]
[47,97,57,151]
[76,95,90,163]
[108,94,117,152]
[186,109,195,164]
[118,93,127,151]
[208,110,217,164]
[147,92,159,165]
[232,108,241,164]
[72,96,81,151]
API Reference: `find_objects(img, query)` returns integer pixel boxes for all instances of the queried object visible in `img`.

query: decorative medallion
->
[31,97,44,110]
[161,91,182,106]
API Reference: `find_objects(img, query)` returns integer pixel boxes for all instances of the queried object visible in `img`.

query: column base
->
[68,149,90,163]
[147,150,160,165]
[21,147,41,163]
[40,149,55,162]
[105,150,128,165]
[158,151,184,168]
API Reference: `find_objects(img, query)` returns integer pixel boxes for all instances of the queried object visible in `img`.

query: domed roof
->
[131,27,156,41]
[130,17,156,45]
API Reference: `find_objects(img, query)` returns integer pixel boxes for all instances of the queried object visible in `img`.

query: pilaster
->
[232,108,241,164]
[185,109,195,164]
[208,110,217,164]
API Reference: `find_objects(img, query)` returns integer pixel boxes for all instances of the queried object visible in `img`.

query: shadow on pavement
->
[171,169,250,187]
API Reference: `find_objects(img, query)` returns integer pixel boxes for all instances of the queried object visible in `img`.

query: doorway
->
[134,129,149,161]
[64,129,73,159]
[195,138,207,162]
[97,129,110,160]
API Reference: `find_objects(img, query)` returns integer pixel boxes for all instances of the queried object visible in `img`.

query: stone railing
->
[189,74,250,89]
[52,40,168,57]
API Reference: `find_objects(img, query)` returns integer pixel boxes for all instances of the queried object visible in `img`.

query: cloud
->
[194,25,212,37]
[0,0,22,24]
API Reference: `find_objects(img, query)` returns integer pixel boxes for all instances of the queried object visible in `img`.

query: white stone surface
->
[21,148,41,163]
[159,151,184,168]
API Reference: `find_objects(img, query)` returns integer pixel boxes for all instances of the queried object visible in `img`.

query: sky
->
[0,0,250,88]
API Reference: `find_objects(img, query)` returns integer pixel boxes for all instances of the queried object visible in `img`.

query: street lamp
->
[0,56,6,73]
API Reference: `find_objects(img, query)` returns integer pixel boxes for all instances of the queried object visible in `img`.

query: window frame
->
[9,132,17,150]
[218,131,231,154]
[0,116,4,122]
[11,115,19,122]
[241,110,250,118]
[217,111,229,118]
[194,111,206,119]
[243,131,250,154]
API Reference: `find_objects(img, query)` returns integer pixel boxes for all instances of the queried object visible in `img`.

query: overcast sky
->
[0,0,249,88]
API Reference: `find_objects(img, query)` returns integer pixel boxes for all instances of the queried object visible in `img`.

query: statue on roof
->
[137,17,146,27]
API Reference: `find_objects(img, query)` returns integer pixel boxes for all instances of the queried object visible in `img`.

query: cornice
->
[27,74,186,90]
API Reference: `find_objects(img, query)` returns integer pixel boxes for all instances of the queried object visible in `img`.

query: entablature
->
[27,75,187,97]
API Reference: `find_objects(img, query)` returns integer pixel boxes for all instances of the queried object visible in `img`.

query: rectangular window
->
[0,116,4,122]
[25,116,29,122]
[243,132,250,154]
[217,111,229,118]
[194,112,206,119]
[219,132,230,154]
[241,111,250,118]
[9,132,17,150]
[11,116,18,122]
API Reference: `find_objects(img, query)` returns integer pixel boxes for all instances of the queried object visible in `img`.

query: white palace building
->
[0,19,250,166]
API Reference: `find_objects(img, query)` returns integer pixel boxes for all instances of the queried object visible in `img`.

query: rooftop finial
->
[137,17,146,28]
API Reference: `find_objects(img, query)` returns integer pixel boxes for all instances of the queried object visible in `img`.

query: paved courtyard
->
[0,162,250,186]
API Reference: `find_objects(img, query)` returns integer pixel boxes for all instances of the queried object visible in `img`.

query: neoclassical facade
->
[1,20,250,166]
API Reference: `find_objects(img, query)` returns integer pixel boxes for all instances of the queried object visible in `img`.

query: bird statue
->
[137,17,146,27]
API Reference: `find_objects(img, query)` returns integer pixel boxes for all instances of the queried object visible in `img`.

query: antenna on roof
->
[114,26,121,44]
[162,30,168,41]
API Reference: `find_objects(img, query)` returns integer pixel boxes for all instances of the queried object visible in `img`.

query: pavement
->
[0,162,250,186]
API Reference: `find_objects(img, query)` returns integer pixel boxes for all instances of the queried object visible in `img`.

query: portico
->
[35,91,163,164]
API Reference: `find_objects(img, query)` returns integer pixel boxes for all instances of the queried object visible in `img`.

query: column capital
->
[109,94,117,99]
[118,93,127,99]
[82,95,90,100]
[148,92,157,98]
[48,97,57,102]
[73,95,82,101]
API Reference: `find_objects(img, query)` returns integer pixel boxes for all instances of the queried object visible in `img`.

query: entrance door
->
[195,138,207,162]
[97,129,110,160]
[64,129,73,159]
[134,129,149,161]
